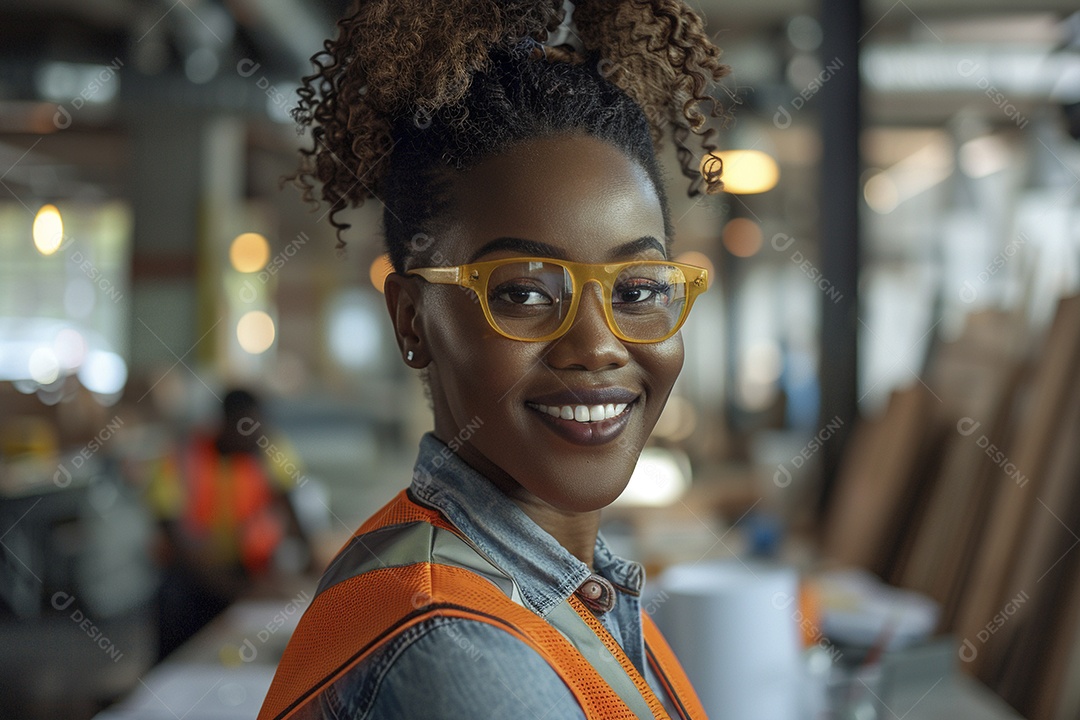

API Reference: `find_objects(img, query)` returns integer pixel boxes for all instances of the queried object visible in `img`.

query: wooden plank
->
[903,365,1027,629]
[895,310,1026,618]
[992,360,1080,717]
[822,384,932,577]
[884,412,951,586]
[953,293,1080,677]
[1048,573,1080,720]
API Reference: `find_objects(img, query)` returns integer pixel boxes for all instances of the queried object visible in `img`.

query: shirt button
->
[575,573,616,613]
[580,580,603,600]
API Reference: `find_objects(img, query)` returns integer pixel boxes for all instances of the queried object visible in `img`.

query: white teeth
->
[529,401,633,424]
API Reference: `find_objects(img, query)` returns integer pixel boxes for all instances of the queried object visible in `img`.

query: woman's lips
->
[524,399,636,446]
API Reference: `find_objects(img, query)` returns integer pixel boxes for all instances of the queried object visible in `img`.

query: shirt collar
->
[408,431,643,617]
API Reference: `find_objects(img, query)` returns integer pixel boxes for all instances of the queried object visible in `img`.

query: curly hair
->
[289,0,731,271]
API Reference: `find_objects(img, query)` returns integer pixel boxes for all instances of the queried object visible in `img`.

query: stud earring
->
[406,350,414,362]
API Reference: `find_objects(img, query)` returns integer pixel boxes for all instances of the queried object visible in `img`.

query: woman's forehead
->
[440,134,667,264]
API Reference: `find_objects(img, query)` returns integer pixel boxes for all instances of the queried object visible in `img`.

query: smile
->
[522,386,640,446]
[525,402,630,423]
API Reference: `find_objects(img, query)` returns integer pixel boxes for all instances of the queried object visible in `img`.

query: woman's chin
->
[538,479,632,514]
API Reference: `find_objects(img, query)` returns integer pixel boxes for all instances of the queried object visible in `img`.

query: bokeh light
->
[229,232,270,273]
[28,347,60,385]
[369,254,394,293]
[53,328,87,370]
[237,310,276,354]
[702,150,780,195]
[722,218,765,257]
[864,172,900,214]
[616,448,692,507]
[33,204,64,255]
[77,350,128,395]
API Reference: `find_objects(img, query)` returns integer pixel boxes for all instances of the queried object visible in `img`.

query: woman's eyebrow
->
[608,236,666,260]
[468,235,667,262]
[468,237,565,261]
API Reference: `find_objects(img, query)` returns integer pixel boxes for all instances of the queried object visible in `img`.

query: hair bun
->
[287,0,731,254]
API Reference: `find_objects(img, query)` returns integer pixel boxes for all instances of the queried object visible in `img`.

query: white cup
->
[650,560,803,720]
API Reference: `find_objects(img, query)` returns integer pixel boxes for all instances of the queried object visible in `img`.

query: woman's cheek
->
[640,337,684,429]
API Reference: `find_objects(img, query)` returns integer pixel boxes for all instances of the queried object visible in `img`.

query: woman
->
[260,1,729,718]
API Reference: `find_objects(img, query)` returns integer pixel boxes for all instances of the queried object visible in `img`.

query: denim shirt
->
[300,431,679,720]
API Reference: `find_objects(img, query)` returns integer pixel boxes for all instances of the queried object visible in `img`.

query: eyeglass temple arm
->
[406,266,463,285]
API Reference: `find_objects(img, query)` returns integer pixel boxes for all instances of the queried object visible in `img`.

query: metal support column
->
[817,0,862,521]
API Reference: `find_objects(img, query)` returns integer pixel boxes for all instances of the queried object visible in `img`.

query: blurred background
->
[1,0,1079,718]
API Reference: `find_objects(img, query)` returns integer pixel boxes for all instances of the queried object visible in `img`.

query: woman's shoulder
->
[321,614,587,720]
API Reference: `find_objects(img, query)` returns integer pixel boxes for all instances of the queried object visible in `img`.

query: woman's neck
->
[447,436,601,568]
[509,495,601,569]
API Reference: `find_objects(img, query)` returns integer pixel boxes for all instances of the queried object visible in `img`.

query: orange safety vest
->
[258,489,707,720]
[183,436,284,575]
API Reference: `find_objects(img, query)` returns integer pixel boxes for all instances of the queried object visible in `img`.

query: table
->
[92,579,315,720]
[92,588,1024,720]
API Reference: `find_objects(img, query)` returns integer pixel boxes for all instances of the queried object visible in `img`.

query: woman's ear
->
[383,272,430,367]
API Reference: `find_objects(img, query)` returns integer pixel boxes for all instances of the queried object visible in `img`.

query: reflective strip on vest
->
[316,520,521,605]
[257,492,707,720]
[545,599,658,718]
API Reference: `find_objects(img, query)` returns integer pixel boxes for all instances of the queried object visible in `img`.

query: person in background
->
[147,388,311,661]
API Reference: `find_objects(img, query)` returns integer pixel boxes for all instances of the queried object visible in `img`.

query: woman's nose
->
[544,282,629,371]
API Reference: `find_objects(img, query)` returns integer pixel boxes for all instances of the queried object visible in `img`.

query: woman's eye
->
[492,283,553,306]
[614,282,672,305]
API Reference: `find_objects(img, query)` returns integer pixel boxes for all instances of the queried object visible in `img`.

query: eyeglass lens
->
[485,260,688,340]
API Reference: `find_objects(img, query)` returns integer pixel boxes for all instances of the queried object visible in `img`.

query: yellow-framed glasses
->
[406,256,709,343]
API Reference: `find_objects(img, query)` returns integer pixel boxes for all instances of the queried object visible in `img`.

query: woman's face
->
[390,132,684,513]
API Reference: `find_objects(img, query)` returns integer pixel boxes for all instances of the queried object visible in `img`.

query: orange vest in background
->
[257,490,707,720]
[183,436,284,575]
